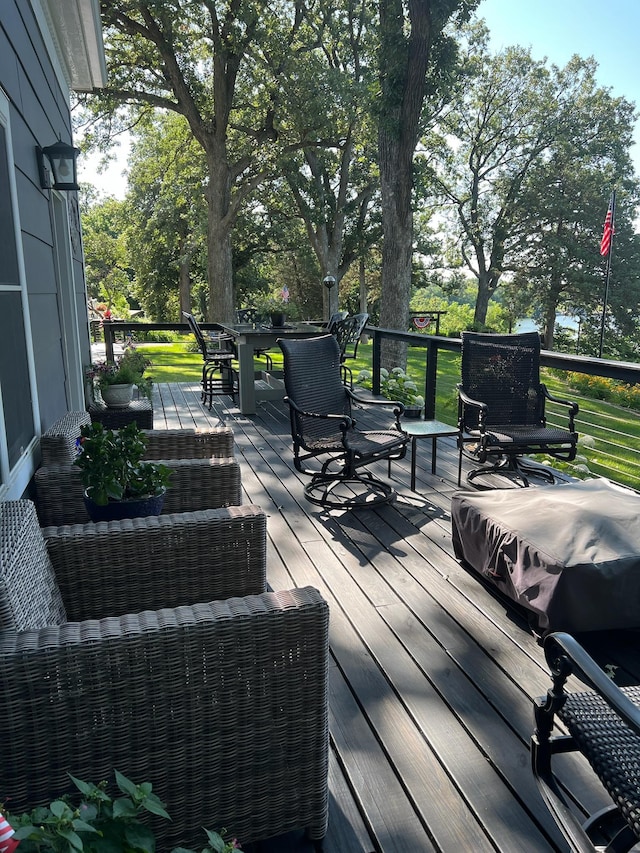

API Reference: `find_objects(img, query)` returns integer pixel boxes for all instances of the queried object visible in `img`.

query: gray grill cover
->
[451,479,640,634]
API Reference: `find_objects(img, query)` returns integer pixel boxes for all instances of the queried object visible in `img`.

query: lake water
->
[516,315,578,333]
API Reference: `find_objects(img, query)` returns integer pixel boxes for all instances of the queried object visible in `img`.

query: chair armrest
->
[160,457,242,511]
[284,395,355,429]
[543,632,640,737]
[0,587,329,849]
[346,389,405,427]
[143,427,234,459]
[541,385,579,429]
[35,457,242,526]
[43,506,267,620]
[457,386,488,413]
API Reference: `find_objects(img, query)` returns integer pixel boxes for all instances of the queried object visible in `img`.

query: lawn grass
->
[138,340,640,490]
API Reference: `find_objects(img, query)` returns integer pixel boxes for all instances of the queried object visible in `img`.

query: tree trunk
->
[206,153,235,323]
[379,158,413,366]
[377,0,432,369]
[474,272,493,328]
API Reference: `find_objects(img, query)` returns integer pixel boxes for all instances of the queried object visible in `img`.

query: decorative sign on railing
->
[412,316,432,329]
[410,310,447,335]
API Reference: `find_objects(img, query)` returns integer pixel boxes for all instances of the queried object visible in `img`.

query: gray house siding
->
[0,0,103,498]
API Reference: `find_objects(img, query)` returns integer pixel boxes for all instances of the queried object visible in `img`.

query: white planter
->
[101,383,134,408]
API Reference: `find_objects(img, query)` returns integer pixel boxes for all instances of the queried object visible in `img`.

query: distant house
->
[0,0,106,499]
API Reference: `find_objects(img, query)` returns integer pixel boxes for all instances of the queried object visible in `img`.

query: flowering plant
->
[85,348,153,399]
[356,367,425,410]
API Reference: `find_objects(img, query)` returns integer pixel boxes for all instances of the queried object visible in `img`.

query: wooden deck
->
[151,381,639,853]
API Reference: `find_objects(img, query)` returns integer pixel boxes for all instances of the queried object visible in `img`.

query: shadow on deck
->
[151,382,640,853]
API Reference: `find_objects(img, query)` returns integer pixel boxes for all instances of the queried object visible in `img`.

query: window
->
[0,92,37,494]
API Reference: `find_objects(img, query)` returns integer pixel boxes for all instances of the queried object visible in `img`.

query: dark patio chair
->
[0,499,328,851]
[183,311,236,406]
[532,632,640,852]
[325,310,348,332]
[331,312,369,386]
[235,307,273,370]
[457,331,578,488]
[279,334,408,508]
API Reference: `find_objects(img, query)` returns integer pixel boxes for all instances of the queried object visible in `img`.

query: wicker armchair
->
[0,500,329,851]
[35,412,242,526]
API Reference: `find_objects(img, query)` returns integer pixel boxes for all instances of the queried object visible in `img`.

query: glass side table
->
[401,419,459,491]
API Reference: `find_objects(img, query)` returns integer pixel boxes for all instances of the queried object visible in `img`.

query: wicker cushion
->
[0,502,66,631]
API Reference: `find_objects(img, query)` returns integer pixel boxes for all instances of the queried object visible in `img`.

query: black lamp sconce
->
[37,139,80,191]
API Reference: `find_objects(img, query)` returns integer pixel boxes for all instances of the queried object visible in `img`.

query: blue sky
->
[478,0,640,170]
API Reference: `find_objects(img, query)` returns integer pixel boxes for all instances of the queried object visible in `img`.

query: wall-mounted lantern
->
[37,139,81,191]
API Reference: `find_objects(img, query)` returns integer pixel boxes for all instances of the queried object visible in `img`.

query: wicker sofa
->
[0,500,329,851]
[35,411,242,526]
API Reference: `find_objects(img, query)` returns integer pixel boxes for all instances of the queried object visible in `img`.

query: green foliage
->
[74,422,171,506]
[356,366,425,409]
[566,372,640,412]
[6,772,239,853]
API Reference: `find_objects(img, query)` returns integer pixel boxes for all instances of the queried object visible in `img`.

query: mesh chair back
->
[183,311,209,358]
[0,501,67,631]
[332,313,369,361]
[460,331,545,430]
[326,310,348,333]
[236,307,261,324]
[280,335,352,448]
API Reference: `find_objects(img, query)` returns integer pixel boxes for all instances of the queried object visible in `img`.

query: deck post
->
[424,339,438,420]
[372,331,381,394]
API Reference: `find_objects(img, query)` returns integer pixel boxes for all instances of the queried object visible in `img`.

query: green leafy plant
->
[356,367,424,409]
[86,348,153,399]
[74,421,171,506]
[5,771,241,853]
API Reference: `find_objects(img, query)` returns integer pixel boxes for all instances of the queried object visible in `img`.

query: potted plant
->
[254,292,292,328]
[86,348,153,408]
[74,421,171,521]
[356,367,425,417]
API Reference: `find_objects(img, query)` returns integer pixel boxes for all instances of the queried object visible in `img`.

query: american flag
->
[600,194,614,257]
[280,284,290,303]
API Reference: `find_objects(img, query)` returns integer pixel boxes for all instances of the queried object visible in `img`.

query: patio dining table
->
[220,322,325,414]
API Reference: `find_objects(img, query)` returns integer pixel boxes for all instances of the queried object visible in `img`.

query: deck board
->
[148,382,636,853]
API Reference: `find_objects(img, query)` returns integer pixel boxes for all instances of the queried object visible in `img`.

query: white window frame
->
[0,87,40,499]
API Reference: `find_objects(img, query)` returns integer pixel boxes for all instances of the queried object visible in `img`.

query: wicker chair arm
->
[0,587,329,849]
[143,427,234,459]
[35,457,242,527]
[544,632,640,737]
[160,457,242,511]
[43,506,266,620]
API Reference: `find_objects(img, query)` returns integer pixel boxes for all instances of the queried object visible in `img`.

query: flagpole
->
[598,189,616,358]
